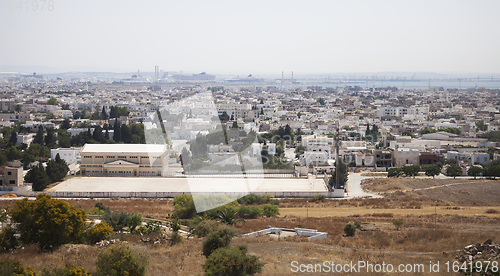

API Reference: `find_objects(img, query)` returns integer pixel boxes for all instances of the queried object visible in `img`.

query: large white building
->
[51,147,82,165]
[79,144,169,177]
[301,135,333,159]
[378,106,428,118]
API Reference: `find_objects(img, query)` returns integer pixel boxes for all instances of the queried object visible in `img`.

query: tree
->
[101,106,107,120]
[392,220,404,231]
[483,165,500,180]
[387,167,403,178]
[446,165,463,179]
[95,242,150,276]
[232,121,239,128]
[219,111,229,122]
[127,213,143,232]
[34,127,45,145]
[113,119,121,142]
[476,120,488,131]
[343,223,356,237]
[0,224,19,253]
[9,131,17,146]
[92,125,103,143]
[173,194,196,219]
[10,194,86,251]
[5,146,21,161]
[401,130,414,138]
[45,128,56,146]
[329,160,348,189]
[467,166,483,179]
[204,245,264,276]
[25,163,51,191]
[424,165,441,179]
[216,207,244,226]
[47,98,59,105]
[402,165,420,178]
[202,227,238,257]
[120,124,131,143]
[45,154,69,183]
[60,119,71,130]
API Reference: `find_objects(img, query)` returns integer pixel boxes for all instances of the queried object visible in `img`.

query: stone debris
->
[140,236,169,245]
[456,239,500,262]
[96,239,122,247]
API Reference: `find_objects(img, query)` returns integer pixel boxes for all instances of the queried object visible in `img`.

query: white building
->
[301,135,334,159]
[392,148,420,167]
[79,144,169,177]
[16,133,35,145]
[51,147,82,165]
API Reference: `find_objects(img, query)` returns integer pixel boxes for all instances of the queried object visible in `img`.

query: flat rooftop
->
[48,177,327,193]
[81,144,167,154]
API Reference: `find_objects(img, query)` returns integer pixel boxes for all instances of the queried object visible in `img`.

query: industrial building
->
[79,144,169,177]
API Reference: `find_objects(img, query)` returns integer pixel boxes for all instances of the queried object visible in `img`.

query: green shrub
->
[95,242,150,276]
[261,204,280,217]
[392,220,404,231]
[343,223,356,237]
[354,221,362,229]
[127,213,143,232]
[173,194,197,219]
[270,199,281,206]
[87,207,105,216]
[10,194,86,251]
[237,194,274,205]
[85,222,114,244]
[204,245,264,276]
[94,202,109,213]
[311,194,325,202]
[101,211,130,232]
[132,220,162,236]
[0,260,37,276]
[169,231,183,246]
[202,227,238,257]
[387,167,403,178]
[41,264,90,276]
[193,220,221,238]
[237,205,263,219]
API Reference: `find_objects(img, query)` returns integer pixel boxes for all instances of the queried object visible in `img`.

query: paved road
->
[345,173,382,199]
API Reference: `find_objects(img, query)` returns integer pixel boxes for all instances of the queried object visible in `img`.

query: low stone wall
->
[0,190,345,199]
[243,227,328,240]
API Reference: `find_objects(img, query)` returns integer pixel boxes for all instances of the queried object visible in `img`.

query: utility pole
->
[336,121,340,189]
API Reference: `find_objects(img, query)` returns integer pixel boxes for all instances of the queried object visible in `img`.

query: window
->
[84,156,92,158]
[118,156,126,159]
[95,156,103,159]
[107,156,115,159]
[8,172,11,175]
[10,180,15,185]
[130,156,138,158]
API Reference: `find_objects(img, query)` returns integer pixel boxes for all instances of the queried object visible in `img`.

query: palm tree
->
[216,207,245,226]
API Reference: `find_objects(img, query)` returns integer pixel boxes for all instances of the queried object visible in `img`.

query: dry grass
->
[0,210,499,275]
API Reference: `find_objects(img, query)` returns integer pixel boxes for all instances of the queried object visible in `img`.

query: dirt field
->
[362,178,500,206]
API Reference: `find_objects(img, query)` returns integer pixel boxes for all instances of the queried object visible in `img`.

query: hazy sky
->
[1,0,499,74]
